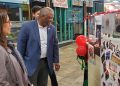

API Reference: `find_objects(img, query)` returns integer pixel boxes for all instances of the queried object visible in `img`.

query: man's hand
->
[53,63,60,71]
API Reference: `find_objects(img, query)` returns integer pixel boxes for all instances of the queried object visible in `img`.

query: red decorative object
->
[76,46,87,57]
[76,35,87,46]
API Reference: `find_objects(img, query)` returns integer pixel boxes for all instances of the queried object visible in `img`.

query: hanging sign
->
[72,0,83,6]
[72,7,83,23]
[66,8,72,23]
[53,0,68,8]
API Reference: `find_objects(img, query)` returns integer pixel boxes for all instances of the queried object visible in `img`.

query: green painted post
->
[70,24,73,39]
[70,0,73,39]
[60,8,63,42]
[68,23,71,40]
[54,7,57,32]
[64,9,67,41]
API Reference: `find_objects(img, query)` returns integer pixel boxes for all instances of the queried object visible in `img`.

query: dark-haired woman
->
[0,8,31,86]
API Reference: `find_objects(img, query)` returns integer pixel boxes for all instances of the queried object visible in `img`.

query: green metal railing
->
[53,0,73,42]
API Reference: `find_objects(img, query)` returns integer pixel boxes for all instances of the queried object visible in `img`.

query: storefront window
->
[0,2,30,42]
[0,2,30,21]
[21,4,30,21]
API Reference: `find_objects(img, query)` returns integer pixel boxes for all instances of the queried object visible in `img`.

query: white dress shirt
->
[38,23,47,59]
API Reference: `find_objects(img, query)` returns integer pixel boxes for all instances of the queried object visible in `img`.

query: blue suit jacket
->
[17,20,59,76]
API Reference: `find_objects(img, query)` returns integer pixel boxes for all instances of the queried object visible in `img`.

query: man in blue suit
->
[17,7,60,86]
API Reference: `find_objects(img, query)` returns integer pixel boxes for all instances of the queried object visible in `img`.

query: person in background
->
[31,5,41,20]
[17,7,60,86]
[0,8,30,86]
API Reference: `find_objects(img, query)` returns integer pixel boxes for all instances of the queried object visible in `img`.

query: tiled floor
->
[48,43,84,86]
[88,55,101,86]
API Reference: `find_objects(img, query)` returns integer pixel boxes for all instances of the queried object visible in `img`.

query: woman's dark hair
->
[31,5,41,14]
[0,8,8,49]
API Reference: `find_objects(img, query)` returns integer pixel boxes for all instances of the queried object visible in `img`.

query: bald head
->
[39,7,54,17]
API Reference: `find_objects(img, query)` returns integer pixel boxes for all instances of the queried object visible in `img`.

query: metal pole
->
[60,8,63,42]
[68,23,71,39]
[70,0,73,39]
[83,1,85,35]
[83,1,88,86]
[54,7,57,35]
[64,8,67,40]
[83,0,87,35]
